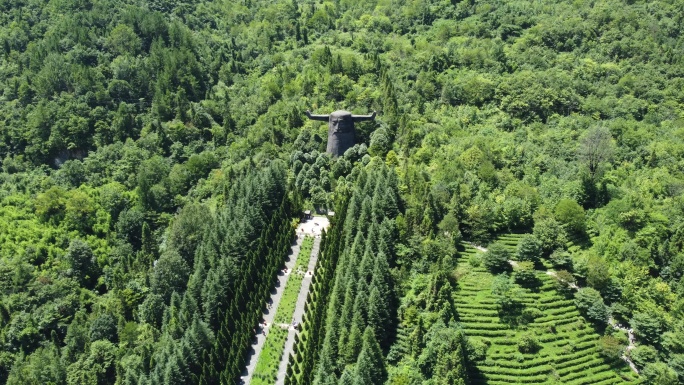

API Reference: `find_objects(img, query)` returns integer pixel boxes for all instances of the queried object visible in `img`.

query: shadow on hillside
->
[607,359,637,381]
[568,232,592,249]
[467,365,488,385]
[498,301,525,328]
[519,275,544,293]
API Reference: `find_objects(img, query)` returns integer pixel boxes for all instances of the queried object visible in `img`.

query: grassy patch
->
[295,236,314,273]
[252,326,288,385]
[274,236,313,325]
[274,274,304,325]
[253,236,314,383]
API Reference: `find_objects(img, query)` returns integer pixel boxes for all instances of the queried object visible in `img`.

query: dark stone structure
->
[306,110,376,157]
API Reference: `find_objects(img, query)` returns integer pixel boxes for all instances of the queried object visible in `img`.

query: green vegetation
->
[294,236,314,273]
[454,241,638,384]
[291,163,407,385]
[253,327,289,385]
[483,242,512,273]
[253,236,314,383]
[275,237,313,326]
[2,0,684,382]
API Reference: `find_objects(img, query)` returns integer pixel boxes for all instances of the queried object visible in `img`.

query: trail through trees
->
[276,235,322,385]
[241,216,329,385]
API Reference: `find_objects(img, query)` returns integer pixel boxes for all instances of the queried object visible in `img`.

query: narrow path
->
[275,236,321,385]
[547,268,638,373]
[464,241,519,268]
[609,318,639,374]
[465,241,488,253]
[240,235,303,385]
[545,270,579,290]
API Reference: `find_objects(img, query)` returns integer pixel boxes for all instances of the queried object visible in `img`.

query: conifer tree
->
[343,195,360,242]
[356,197,373,235]
[418,322,468,385]
[409,317,425,358]
[357,250,375,286]
[63,310,90,363]
[366,285,387,344]
[179,293,197,330]
[313,341,338,385]
[338,368,353,385]
[181,314,214,378]
[352,328,386,385]
[342,322,363,365]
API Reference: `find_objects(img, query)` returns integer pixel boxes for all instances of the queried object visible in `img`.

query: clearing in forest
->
[251,237,313,385]
[248,215,329,385]
[455,235,638,385]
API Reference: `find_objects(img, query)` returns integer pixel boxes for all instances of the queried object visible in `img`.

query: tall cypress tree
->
[342,322,362,365]
[366,285,387,345]
[338,368,353,385]
[352,328,386,385]
[312,340,338,385]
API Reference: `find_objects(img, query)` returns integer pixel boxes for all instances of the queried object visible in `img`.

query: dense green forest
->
[1,0,684,383]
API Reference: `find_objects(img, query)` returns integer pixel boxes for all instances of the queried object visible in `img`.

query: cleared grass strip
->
[251,327,288,385]
[252,237,313,384]
[294,236,313,272]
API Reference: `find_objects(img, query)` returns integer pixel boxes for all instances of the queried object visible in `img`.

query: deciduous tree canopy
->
[2,0,684,382]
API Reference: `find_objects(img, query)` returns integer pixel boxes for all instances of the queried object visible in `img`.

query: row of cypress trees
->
[116,162,298,385]
[200,194,296,383]
[288,162,401,385]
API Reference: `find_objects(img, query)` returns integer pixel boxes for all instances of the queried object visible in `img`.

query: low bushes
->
[252,327,289,385]
[517,334,541,353]
[483,242,512,273]
[597,335,626,362]
[514,261,538,286]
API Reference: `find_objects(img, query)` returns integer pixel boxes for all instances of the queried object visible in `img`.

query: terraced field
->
[455,237,638,385]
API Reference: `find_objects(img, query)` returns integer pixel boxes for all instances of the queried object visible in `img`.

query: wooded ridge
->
[1,0,683,384]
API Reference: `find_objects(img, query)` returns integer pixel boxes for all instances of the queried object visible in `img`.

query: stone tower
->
[305,110,376,157]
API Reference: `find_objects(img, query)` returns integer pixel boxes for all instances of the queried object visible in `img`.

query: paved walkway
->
[241,216,330,385]
[240,235,303,385]
[275,236,321,385]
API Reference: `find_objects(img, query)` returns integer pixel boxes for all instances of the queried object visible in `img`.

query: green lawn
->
[455,237,638,385]
[274,236,313,325]
[252,326,288,385]
[252,236,313,383]
[294,236,314,273]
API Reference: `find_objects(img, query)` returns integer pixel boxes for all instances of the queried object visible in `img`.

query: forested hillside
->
[1,0,684,383]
